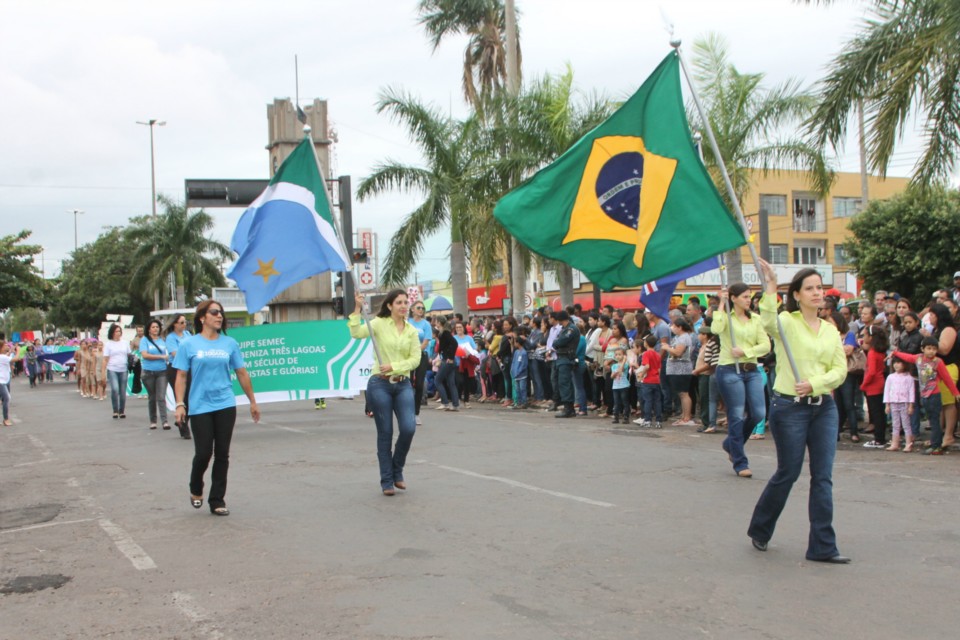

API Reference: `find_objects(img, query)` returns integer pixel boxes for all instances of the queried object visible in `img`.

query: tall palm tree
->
[357,89,478,316]
[688,33,834,281]
[805,0,960,186]
[125,195,232,308]
[417,0,521,116]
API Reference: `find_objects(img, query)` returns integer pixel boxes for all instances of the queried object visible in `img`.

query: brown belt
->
[373,374,409,383]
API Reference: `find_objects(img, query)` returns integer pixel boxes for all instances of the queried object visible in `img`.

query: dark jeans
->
[436,361,459,408]
[748,394,840,560]
[923,394,944,448]
[698,374,718,427]
[141,369,168,425]
[716,365,766,473]
[612,387,629,418]
[835,373,859,437]
[413,351,429,416]
[366,376,416,490]
[190,406,237,510]
[530,358,545,401]
[640,383,662,422]
[866,393,886,444]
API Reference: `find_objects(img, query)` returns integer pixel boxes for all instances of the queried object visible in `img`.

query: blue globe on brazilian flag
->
[494,52,745,290]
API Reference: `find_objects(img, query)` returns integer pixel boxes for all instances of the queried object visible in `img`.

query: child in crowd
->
[884,356,915,451]
[893,338,960,455]
[634,335,663,428]
[95,341,107,401]
[692,325,719,433]
[509,334,528,409]
[860,324,890,448]
[610,346,630,423]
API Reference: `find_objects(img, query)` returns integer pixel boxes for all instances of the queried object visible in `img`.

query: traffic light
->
[351,249,368,264]
[333,296,344,316]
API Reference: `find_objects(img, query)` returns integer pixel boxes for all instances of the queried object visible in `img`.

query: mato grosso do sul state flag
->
[228,138,350,313]
[494,52,745,290]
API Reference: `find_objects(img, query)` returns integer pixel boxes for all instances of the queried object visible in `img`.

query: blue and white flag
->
[638,256,719,318]
[227,139,350,313]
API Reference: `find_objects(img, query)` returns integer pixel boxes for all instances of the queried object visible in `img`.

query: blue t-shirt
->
[612,362,630,389]
[409,318,432,351]
[165,330,192,358]
[140,336,168,372]
[172,334,245,415]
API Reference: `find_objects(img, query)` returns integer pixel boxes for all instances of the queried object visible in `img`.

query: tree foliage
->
[0,230,45,312]
[46,228,153,330]
[845,187,960,301]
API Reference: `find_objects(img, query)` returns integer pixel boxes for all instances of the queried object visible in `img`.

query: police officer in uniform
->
[552,311,579,418]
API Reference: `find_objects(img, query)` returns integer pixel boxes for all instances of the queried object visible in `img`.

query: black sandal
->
[191,495,203,509]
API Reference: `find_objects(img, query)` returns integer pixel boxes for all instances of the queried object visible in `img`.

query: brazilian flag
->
[494,52,746,290]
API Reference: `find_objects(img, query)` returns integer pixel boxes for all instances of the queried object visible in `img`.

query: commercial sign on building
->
[356,227,377,291]
[467,284,508,311]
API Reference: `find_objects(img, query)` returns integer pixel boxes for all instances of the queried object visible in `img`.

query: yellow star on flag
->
[253,258,280,283]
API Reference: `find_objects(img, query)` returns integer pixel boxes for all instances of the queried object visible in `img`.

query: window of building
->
[759,194,787,216]
[834,244,849,265]
[794,242,825,265]
[833,197,862,218]
[793,193,825,232]
[768,244,788,264]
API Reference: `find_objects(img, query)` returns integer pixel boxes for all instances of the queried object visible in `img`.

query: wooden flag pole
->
[302,127,385,366]
[671,41,802,386]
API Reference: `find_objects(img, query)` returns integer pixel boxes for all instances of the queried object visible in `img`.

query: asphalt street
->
[2,377,958,639]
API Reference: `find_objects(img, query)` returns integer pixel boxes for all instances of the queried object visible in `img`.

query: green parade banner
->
[227,320,374,405]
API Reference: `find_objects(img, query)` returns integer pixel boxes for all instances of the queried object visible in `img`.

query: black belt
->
[718,363,758,372]
[773,390,826,405]
[374,374,409,383]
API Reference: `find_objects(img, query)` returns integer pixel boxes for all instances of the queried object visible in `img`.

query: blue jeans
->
[716,365,766,473]
[0,382,10,420]
[436,361,459,408]
[612,387,629,418]
[659,355,673,412]
[922,394,943,448]
[530,359,545,401]
[748,394,841,560]
[640,383,662,422]
[835,373,860,437]
[514,377,528,405]
[366,376,416,490]
[108,369,128,414]
[573,365,586,411]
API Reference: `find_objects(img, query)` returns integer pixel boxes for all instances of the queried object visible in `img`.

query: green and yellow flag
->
[494,52,745,290]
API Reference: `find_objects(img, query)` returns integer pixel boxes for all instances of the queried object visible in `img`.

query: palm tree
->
[356,89,478,316]
[805,0,960,186]
[417,0,520,116]
[688,33,834,281]
[125,195,232,308]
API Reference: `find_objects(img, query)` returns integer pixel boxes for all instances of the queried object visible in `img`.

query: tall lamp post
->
[137,118,166,309]
[66,209,84,252]
[136,119,166,216]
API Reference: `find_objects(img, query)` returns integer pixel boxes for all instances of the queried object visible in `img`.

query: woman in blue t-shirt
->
[140,319,171,430]
[165,314,193,439]
[173,300,259,516]
[408,301,432,425]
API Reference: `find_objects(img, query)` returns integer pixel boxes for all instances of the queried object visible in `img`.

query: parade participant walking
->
[713,283,771,477]
[0,343,21,426]
[408,300,432,426]
[553,311,580,418]
[103,325,131,419]
[165,314,192,439]
[173,300,259,516]
[349,290,421,496]
[748,261,850,564]
[140,319,170,430]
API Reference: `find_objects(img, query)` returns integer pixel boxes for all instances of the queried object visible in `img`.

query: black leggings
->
[190,407,237,510]
[866,394,886,445]
[413,352,429,416]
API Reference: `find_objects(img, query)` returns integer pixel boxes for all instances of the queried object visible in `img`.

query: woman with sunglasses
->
[408,300,432,426]
[173,300,259,516]
[165,314,192,439]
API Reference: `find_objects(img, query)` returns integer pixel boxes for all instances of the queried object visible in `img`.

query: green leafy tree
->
[46,228,153,330]
[689,33,834,280]
[0,230,45,312]
[806,0,960,186]
[357,89,479,316]
[846,187,960,301]
[417,0,520,115]
[124,195,231,308]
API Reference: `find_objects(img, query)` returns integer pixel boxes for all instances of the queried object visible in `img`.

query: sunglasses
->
[207,308,223,317]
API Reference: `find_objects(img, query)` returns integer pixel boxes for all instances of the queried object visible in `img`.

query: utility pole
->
[857,100,869,205]
[137,118,166,309]
[66,209,84,252]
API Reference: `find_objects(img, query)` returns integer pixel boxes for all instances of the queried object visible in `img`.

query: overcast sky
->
[1,0,930,283]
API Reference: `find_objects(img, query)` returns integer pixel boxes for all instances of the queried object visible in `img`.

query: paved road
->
[2,377,958,639]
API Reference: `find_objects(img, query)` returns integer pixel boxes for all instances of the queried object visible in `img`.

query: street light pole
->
[66,209,84,252]
[136,119,166,216]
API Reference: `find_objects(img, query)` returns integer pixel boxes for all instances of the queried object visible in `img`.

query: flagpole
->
[302,126,385,367]
[717,254,740,375]
[672,40,802,386]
